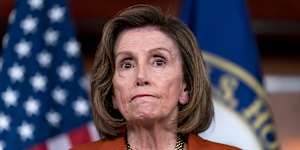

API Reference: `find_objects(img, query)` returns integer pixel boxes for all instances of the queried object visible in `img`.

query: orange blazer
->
[71,133,240,150]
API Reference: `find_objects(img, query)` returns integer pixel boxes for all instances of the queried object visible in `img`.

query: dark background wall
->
[1,0,300,74]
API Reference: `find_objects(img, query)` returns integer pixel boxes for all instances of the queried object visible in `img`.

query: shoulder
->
[70,136,126,150]
[187,133,241,150]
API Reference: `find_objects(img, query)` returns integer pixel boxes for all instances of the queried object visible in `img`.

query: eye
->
[120,59,134,69]
[152,55,167,67]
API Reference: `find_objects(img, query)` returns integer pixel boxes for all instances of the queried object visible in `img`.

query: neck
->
[126,122,178,150]
[126,105,184,150]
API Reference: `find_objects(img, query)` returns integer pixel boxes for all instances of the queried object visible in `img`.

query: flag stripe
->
[68,125,92,147]
[28,123,96,150]
[47,134,71,150]
[30,143,48,150]
[87,122,100,141]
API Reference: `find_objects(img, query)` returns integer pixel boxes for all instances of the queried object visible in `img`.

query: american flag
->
[0,0,98,149]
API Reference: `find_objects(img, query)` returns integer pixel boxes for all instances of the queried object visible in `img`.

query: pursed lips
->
[130,94,157,102]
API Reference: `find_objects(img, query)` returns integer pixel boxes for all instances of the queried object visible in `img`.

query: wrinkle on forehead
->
[114,26,180,59]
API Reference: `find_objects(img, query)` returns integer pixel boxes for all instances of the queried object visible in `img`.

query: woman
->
[72,5,240,150]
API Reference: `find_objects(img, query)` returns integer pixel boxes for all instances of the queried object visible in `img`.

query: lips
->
[131,94,156,101]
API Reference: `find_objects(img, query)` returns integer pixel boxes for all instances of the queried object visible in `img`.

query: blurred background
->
[0,0,299,149]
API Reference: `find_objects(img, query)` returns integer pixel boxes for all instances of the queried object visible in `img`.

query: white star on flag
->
[20,15,38,34]
[79,75,90,91]
[46,111,61,127]
[52,87,67,105]
[17,122,34,141]
[73,98,89,116]
[15,39,32,58]
[1,88,19,107]
[48,5,65,22]
[0,113,11,132]
[8,63,25,82]
[8,9,16,24]
[44,28,59,46]
[2,33,9,48]
[37,50,52,68]
[57,63,74,81]
[24,97,40,116]
[30,73,47,92]
[28,0,43,10]
[64,39,80,57]
[0,140,5,150]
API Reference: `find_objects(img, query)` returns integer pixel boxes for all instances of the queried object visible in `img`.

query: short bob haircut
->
[91,4,213,139]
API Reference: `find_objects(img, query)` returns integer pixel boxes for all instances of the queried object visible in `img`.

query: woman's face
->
[112,26,188,124]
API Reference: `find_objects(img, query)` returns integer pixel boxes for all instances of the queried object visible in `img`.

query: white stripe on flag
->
[87,122,100,141]
[47,134,71,150]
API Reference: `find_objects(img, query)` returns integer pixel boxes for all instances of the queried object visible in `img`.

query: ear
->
[179,83,189,105]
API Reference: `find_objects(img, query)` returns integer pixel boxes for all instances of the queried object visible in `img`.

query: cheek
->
[153,64,185,102]
[112,72,132,99]
[112,74,133,114]
[112,86,130,119]
[159,75,185,104]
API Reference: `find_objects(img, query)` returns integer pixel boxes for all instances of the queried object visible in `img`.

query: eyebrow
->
[115,47,174,58]
[149,47,173,54]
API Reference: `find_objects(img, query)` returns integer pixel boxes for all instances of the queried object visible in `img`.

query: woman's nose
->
[136,79,149,86]
[136,66,149,86]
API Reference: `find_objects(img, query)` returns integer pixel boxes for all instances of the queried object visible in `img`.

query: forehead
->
[114,26,179,55]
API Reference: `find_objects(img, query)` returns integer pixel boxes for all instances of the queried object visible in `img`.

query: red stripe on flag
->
[68,125,92,147]
[29,143,48,150]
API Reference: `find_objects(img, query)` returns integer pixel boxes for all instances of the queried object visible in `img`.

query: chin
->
[136,111,158,119]
[130,102,160,117]
[130,111,160,122]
